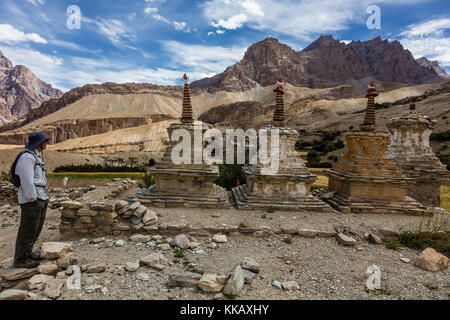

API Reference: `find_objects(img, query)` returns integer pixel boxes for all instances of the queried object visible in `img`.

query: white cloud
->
[144,8,191,32]
[401,37,450,67]
[173,21,190,32]
[212,13,248,30]
[25,0,45,6]
[398,18,450,69]
[161,40,247,77]
[144,8,159,15]
[0,45,193,91]
[96,19,130,46]
[400,18,450,37]
[203,0,424,40]
[0,24,47,44]
[152,14,170,23]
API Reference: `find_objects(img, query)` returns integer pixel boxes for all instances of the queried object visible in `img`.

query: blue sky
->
[0,0,449,92]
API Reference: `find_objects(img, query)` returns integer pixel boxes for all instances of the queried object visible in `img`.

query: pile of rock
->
[0,181,16,203]
[60,199,158,238]
[49,186,95,203]
[103,179,138,200]
[0,242,75,300]
[168,257,260,298]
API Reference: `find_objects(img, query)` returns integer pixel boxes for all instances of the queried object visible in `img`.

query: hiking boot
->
[14,258,39,269]
[30,251,42,261]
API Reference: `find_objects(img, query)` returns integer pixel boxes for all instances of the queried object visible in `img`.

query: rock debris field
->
[0,186,448,300]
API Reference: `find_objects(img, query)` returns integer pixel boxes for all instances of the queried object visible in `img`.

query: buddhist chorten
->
[386,104,449,207]
[134,74,229,208]
[321,83,431,216]
[232,78,331,212]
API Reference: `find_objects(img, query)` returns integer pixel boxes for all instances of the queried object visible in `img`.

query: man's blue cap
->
[26,132,51,150]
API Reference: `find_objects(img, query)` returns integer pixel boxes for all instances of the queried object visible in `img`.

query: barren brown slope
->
[48,120,174,154]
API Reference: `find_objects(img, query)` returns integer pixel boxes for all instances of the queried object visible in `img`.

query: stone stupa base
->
[232,184,332,212]
[134,185,230,209]
[317,190,432,216]
[317,169,432,216]
[133,167,230,209]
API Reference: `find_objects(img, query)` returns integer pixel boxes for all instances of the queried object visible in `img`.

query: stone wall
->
[0,180,95,205]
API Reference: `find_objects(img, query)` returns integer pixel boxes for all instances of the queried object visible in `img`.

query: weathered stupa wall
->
[386,104,449,207]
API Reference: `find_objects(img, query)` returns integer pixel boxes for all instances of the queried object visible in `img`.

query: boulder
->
[125,262,140,272]
[368,233,383,245]
[61,201,83,210]
[115,200,129,210]
[136,273,150,281]
[336,233,356,246]
[28,274,54,291]
[86,263,106,274]
[44,279,65,300]
[240,258,260,273]
[37,261,60,275]
[198,273,227,293]
[140,253,165,267]
[413,248,448,272]
[134,205,148,218]
[171,235,190,249]
[223,266,245,296]
[242,269,257,284]
[282,281,300,291]
[41,242,74,259]
[0,289,27,300]
[168,272,202,288]
[0,267,36,281]
[129,234,151,243]
[143,210,158,225]
[212,234,228,243]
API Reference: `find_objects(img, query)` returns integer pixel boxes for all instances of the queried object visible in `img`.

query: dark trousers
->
[14,199,48,264]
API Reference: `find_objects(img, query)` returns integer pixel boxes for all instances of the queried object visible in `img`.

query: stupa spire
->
[273,77,286,127]
[181,74,194,124]
[360,81,379,131]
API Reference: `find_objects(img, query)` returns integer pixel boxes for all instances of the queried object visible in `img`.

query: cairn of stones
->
[232,78,331,212]
[321,83,431,216]
[386,104,449,207]
[134,74,229,208]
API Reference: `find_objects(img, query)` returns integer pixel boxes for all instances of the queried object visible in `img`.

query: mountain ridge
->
[191,35,444,92]
[0,50,63,124]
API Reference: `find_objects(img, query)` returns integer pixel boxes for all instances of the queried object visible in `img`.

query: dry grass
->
[441,186,450,212]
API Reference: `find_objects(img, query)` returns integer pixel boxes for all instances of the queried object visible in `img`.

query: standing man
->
[13,132,51,269]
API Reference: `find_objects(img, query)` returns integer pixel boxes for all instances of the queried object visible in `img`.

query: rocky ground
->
[0,184,448,300]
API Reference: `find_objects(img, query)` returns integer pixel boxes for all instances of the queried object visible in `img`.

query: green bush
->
[386,238,402,250]
[266,205,276,213]
[431,130,450,142]
[375,102,391,110]
[215,164,246,191]
[397,231,450,257]
[1,171,12,183]
[437,154,450,170]
[142,173,155,188]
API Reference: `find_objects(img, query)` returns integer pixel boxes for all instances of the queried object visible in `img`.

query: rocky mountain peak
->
[192,36,445,92]
[0,50,13,71]
[417,57,450,80]
[0,51,63,122]
[303,35,343,51]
